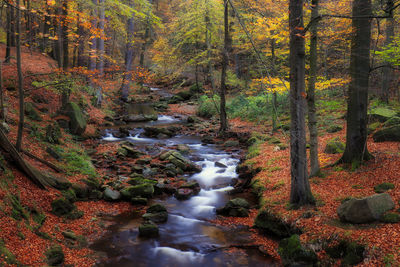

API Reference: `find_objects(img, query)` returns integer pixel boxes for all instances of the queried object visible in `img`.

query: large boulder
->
[337,193,395,224]
[65,102,86,135]
[368,107,397,122]
[103,187,121,201]
[142,204,168,223]
[216,198,250,217]
[51,198,75,216]
[373,125,400,142]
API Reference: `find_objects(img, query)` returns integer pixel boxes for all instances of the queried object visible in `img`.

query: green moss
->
[254,209,301,238]
[278,235,318,267]
[381,212,400,223]
[326,240,365,266]
[51,198,75,216]
[374,182,395,193]
[324,137,345,154]
[61,148,96,178]
[8,194,29,221]
[0,239,18,265]
[45,245,64,266]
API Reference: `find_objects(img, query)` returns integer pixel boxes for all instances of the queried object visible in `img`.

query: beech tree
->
[289,0,314,206]
[340,0,373,164]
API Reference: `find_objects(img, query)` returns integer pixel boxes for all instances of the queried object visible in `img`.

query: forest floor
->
[0,46,399,266]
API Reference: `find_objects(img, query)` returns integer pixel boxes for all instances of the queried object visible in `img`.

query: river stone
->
[120,184,154,199]
[216,198,250,217]
[120,144,144,159]
[142,211,168,223]
[373,125,400,142]
[147,204,167,213]
[179,181,200,193]
[224,140,240,147]
[337,193,395,224]
[103,187,121,201]
[139,223,159,238]
[177,144,190,154]
[64,102,86,135]
[136,157,152,165]
[215,161,227,168]
[175,188,195,200]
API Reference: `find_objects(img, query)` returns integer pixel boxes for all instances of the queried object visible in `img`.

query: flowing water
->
[92,89,277,267]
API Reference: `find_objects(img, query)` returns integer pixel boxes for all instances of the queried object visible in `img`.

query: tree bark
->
[205,9,215,90]
[121,14,135,101]
[41,7,51,54]
[5,4,14,63]
[307,0,320,177]
[62,0,69,70]
[219,0,229,133]
[380,0,394,103]
[340,0,372,164]
[0,61,4,122]
[289,0,314,206]
[97,0,105,74]
[15,0,24,152]
[77,13,86,67]
[88,0,98,71]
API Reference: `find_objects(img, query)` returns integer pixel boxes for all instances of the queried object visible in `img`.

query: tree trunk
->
[62,0,69,70]
[41,8,51,54]
[340,0,372,164]
[205,11,215,90]
[0,61,4,122]
[15,0,24,152]
[289,0,314,206]
[77,14,86,67]
[307,0,320,177]
[380,0,394,103]
[271,39,278,132]
[5,5,14,63]
[140,0,153,67]
[121,15,135,101]
[88,0,98,71]
[219,0,229,133]
[97,0,105,74]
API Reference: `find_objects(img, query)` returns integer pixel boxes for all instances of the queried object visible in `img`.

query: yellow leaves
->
[250,77,289,95]
[47,0,56,6]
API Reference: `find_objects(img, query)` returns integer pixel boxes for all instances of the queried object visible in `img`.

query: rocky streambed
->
[90,87,277,266]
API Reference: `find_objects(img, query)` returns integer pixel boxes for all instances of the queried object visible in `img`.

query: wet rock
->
[142,204,168,223]
[120,184,154,199]
[64,102,86,135]
[216,198,250,217]
[143,126,176,138]
[25,102,42,121]
[324,137,345,154]
[177,144,190,154]
[103,187,121,201]
[180,181,200,194]
[122,114,158,123]
[201,136,215,144]
[175,188,195,200]
[160,150,202,173]
[215,161,227,168]
[139,223,159,238]
[143,167,158,177]
[118,143,144,159]
[278,235,318,267]
[373,125,400,142]
[337,193,395,224]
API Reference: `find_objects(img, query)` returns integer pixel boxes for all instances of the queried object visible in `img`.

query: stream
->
[91,88,277,267]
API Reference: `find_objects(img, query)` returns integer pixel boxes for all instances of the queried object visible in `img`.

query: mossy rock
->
[147,204,167,213]
[224,140,240,147]
[82,177,101,190]
[25,102,42,121]
[64,102,87,135]
[254,209,301,238]
[369,107,397,122]
[384,116,400,127]
[374,182,395,193]
[326,125,343,133]
[373,125,400,142]
[120,184,154,199]
[324,137,345,154]
[62,230,77,240]
[278,235,318,267]
[51,198,75,216]
[138,223,159,238]
[269,137,281,145]
[71,183,89,199]
[326,240,365,266]
[367,121,381,134]
[131,197,148,205]
[65,209,84,220]
[176,90,193,100]
[62,189,77,203]
[381,212,400,223]
[45,245,64,266]
[142,211,168,223]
